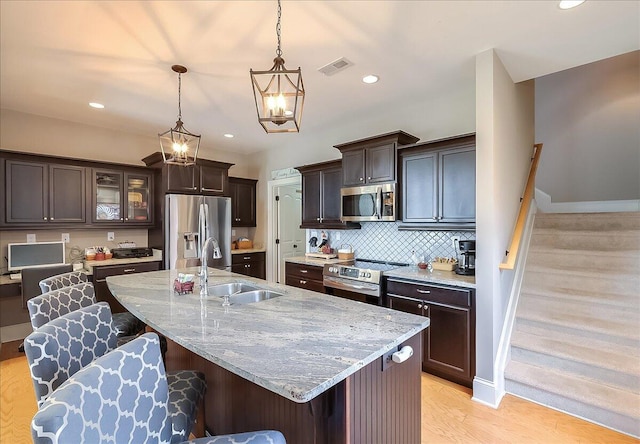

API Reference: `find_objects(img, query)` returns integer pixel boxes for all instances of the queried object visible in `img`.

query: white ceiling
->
[1,1,638,158]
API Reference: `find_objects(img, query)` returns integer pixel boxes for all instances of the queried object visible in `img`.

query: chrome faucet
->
[199,237,222,297]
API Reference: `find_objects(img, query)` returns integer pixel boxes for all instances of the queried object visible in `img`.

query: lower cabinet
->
[386,277,475,387]
[284,262,325,293]
[232,252,266,280]
[92,261,161,313]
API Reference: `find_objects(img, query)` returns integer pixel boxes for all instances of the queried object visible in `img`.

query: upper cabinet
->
[335,131,419,187]
[296,160,359,229]
[229,177,257,227]
[0,150,155,229]
[4,159,86,225]
[92,169,153,225]
[399,134,476,228]
[142,152,234,196]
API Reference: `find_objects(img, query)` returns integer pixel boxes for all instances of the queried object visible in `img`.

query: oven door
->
[341,183,396,222]
[323,276,381,305]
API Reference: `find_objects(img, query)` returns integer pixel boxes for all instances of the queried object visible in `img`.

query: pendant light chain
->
[275,0,282,57]
[177,72,182,121]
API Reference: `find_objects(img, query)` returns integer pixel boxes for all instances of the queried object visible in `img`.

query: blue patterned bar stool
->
[31,333,286,444]
[24,303,207,442]
[38,270,144,337]
[26,282,97,329]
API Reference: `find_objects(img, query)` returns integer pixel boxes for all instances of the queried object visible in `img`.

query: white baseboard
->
[535,189,640,213]
[1,322,32,343]
[471,377,502,408]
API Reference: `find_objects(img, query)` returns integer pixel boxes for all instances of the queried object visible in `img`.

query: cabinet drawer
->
[232,252,266,264]
[93,261,161,281]
[285,262,324,281]
[386,278,471,307]
[285,275,325,293]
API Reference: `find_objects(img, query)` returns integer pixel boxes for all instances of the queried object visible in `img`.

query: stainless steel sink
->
[228,290,283,305]
[207,283,259,297]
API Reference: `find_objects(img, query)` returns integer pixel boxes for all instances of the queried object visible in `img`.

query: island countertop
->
[107,268,429,404]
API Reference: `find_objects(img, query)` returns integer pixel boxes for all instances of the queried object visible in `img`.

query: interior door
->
[276,183,304,283]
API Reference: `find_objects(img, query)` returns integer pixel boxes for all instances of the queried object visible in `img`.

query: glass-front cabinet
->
[92,169,152,224]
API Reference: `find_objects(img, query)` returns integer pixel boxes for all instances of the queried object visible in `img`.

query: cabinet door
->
[125,172,152,224]
[422,301,473,382]
[49,164,86,223]
[200,164,228,195]
[366,143,395,183]
[5,160,48,223]
[320,167,342,224]
[342,150,365,186]
[166,164,198,193]
[231,179,256,227]
[439,147,475,223]
[93,169,124,223]
[402,152,437,222]
[301,170,321,225]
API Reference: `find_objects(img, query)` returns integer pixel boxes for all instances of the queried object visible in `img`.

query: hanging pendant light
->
[250,0,305,133]
[158,65,200,166]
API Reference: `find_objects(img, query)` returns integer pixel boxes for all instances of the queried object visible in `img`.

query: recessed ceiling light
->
[559,0,585,9]
[89,102,104,109]
[224,133,234,138]
[362,75,379,84]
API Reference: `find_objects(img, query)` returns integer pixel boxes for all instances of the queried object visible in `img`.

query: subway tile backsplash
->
[308,222,475,264]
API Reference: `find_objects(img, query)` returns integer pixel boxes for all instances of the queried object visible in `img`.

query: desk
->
[107,267,429,443]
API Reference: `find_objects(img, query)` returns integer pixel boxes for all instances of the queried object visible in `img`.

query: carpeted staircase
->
[505,211,640,438]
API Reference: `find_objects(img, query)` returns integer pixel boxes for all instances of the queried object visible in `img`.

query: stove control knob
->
[366,272,371,278]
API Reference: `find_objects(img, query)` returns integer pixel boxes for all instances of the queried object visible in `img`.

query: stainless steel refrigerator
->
[164,194,232,271]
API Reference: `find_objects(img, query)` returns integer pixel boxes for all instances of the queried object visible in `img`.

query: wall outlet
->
[231,229,236,237]
[27,233,36,243]
[61,233,70,243]
[107,232,115,241]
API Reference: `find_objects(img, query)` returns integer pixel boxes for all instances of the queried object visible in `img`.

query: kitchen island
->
[107,267,429,443]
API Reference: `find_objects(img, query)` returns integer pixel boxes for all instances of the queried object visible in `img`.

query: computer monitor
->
[7,241,66,272]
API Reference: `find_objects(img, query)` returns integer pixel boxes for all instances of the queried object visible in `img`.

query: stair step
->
[505,361,640,438]
[534,212,640,231]
[510,328,640,391]
[526,247,640,274]
[531,229,640,251]
[519,286,636,309]
[522,268,639,296]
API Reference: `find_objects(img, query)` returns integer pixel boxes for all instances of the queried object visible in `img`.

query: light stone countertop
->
[83,249,163,274]
[231,248,266,255]
[383,266,476,288]
[285,255,351,266]
[106,267,429,403]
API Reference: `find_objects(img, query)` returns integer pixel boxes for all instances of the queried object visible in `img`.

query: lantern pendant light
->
[250,0,305,133]
[158,65,200,166]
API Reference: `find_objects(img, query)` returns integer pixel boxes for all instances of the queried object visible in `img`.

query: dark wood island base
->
[164,332,422,444]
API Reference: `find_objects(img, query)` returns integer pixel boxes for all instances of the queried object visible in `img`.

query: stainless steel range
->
[323,259,408,305]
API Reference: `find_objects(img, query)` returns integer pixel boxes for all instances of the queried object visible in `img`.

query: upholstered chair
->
[31,333,286,444]
[38,271,144,337]
[24,304,206,442]
[26,282,97,330]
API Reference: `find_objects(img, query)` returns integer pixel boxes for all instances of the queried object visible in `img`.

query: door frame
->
[266,175,302,283]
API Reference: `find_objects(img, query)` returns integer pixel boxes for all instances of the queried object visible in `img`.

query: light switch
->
[62,233,70,243]
[107,232,115,241]
[27,233,36,243]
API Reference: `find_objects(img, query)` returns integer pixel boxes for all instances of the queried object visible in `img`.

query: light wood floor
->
[1,340,637,444]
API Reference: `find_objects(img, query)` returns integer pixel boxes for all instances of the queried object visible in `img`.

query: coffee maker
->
[454,239,476,276]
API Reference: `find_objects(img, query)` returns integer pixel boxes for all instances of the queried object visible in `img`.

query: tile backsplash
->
[308,222,475,264]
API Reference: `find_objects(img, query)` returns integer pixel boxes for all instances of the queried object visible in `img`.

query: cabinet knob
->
[418,303,423,309]
[359,177,364,182]
[317,217,320,221]
[300,280,307,284]
[367,177,371,180]
[50,217,54,220]
[43,217,47,220]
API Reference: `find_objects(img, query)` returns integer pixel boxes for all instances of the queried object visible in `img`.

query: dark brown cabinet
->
[232,252,265,279]
[92,261,161,313]
[386,277,475,387]
[229,177,257,227]
[142,152,233,196]
[4,159,86,225]
[296,159,356,229]
[92,169,153,225]
[284,262,325,293]
[335,131,419,187]
[399,134,476,227]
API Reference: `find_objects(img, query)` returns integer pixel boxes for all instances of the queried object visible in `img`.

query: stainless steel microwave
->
[341,183,396,222]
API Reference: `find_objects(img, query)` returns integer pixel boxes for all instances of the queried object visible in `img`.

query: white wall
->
[474,49,534,406]
[535,50,640,203]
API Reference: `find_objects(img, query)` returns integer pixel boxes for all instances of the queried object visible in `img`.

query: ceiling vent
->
[318,57,354,76]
